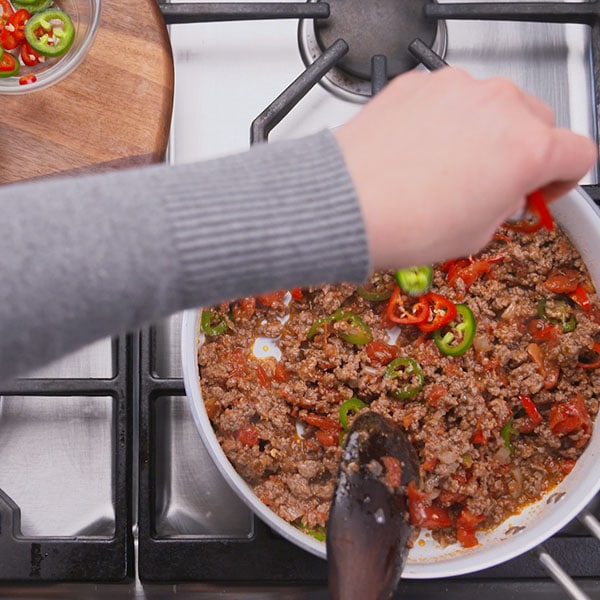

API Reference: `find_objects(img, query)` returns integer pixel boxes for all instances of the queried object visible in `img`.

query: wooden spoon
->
[327,411,420,600]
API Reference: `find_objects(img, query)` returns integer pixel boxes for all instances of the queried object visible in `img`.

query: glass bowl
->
[0,0,101,94]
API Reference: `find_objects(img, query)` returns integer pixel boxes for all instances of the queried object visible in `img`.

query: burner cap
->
[315,0,436,80]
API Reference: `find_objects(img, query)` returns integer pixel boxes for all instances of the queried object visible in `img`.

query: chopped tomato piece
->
[527,342,560,389]
[408,497,453,530]
[255,363,270,387]
[407,481,452,529]
[527,318,559,344]
[544,269,580,294]
[290,287,303,301]
[237,424,258,447]
[315,429,337,447]
[444,258,492,290]
[273,362,290,382]
[471,429,486,445]
[232,297,256,320]
[365,340,398,365]
[257,290,287,307]
[303,413,341,431]
[456,509,485,548]
[549,395,592,447]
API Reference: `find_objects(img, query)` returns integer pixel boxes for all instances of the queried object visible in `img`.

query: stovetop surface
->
[1,1,600,598]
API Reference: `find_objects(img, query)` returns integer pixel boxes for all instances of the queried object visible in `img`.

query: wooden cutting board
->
[0,0,174,184]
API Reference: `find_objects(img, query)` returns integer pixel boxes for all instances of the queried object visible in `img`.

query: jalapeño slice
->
[433,303,476,357]
[13,0,53,14]
[25,9,75,57]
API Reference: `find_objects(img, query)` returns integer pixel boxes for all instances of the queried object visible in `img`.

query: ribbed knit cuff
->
[161,129,371,308]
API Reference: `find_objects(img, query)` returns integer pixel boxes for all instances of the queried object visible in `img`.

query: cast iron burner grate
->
[0,335,134,582]
[139,3,600,597]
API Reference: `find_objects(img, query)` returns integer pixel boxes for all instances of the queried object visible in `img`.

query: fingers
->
[533,128,597,197]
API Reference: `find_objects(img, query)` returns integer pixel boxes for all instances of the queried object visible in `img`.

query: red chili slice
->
[418,292,457,332]
[519,394,543,426]
[0,0,13,30]
[387,286,429,325]
[1,8,29,49]
[506,189,554,233]
[20,40,40,66]
[18,74,36,85]
[569,285,591,311]
[0,50,16,72]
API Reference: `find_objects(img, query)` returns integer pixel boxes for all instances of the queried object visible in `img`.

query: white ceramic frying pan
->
[182,186,600,578]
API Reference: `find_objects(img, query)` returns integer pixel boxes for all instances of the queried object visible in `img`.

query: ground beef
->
[198,224,600,547]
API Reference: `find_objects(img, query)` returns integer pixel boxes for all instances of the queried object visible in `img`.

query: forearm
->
[0,130,369,381]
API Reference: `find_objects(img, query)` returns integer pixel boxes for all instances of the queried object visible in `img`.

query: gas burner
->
[299,0,447,102]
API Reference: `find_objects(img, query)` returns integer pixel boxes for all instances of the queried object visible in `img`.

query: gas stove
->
[2,1,600,598]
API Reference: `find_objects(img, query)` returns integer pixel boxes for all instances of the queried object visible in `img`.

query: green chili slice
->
[395,266,433,297]
[297,522,327,542]
[307,315,335,340]
[501,419,519,451]
[332,309,373,345]
[201,309,228,336]
[339,397,367,431]
[12,0,52,12]
[385,357,424,399]
[433,303,476,357]
[537,297,576,333]
[357,272,393,301]
[25,10,76,57]
[308,310,372,345]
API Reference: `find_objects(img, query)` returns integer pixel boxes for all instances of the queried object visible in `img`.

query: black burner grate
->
[0,335,134,582]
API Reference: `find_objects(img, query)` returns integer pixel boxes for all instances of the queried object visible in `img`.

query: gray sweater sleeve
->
[0,129,370,381]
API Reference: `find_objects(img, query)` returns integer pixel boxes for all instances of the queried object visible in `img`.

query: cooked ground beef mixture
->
[198,224,600,548]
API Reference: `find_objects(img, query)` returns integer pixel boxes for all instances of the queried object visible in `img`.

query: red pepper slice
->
[20,40,40,66]
[418,292,457,332]
[506,190,554,233]
[569,285,591,311]
[18,74,36,85]
[387,286,429,325]
[0,0,13,30]
[519,394,543,426]
[1,8,30,49]
[0,50,17,75]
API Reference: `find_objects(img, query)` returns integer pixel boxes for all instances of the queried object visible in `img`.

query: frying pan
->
[181,185,600,578]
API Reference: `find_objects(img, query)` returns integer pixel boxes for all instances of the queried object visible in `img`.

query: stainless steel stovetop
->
[1,1,600,598]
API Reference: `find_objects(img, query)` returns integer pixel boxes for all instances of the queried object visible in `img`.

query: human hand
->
[334,67,597,270]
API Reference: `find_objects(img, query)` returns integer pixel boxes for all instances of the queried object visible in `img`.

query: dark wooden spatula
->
[327,411,420,600]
